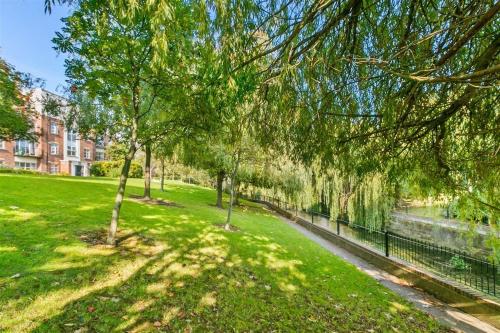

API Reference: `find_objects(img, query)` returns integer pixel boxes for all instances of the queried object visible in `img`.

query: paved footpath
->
[276,215,500,333]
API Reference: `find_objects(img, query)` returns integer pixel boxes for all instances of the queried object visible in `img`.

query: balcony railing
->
[13,147,42,157]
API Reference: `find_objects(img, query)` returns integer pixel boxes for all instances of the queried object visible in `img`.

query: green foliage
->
[0,168,44,176]
[449,255,469,271]
[0,58,42,141]
[90,161,143,178]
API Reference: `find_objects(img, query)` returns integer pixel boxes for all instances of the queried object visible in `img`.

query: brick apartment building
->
[0,88,106,176]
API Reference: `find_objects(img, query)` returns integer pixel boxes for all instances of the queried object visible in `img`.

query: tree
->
[236,0,499,218]
[0,58,42,141]
[53,0,196,245]
[153,138,176,192]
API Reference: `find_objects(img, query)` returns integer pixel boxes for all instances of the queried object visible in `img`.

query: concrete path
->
[276,215,500,333]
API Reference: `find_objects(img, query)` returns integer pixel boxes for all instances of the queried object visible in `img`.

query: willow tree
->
[53,0,196,245]
[234,0,499,220]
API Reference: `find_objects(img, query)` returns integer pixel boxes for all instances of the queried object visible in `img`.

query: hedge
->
[90,161,143,178]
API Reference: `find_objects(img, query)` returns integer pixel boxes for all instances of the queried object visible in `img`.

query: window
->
[67,145,77,157]
[50,143,58,155]
[15,140,35,155]
[50,121,58,134]
[0,141,5,149]
[96,151,105,161]
[67,130,77,157]
[84,148,91,160]
[15,162,37,170]
[67,130,77,142]
[49,164,58,174]
[96,137,105,147]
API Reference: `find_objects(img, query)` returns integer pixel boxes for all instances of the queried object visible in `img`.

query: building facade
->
[0,88,106,176]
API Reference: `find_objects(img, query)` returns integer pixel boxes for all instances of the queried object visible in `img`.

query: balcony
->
[13,145,42,158]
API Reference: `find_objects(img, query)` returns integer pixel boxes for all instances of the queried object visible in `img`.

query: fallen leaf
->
[87,305,95,313]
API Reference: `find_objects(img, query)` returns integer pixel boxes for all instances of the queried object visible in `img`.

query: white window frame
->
[15,162,37,170]
[50,121,58,135]
[15,140,35,155]
[67,145,77,157]
[49,164,58,174]
[50,143,58,155]
[96,151,104,161]
[67,130,77,142]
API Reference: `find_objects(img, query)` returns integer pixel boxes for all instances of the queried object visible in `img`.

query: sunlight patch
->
[198,291,217,307]
[389,301,409,313]
[129,299,155,313]
[146,281,171,294]
[0,246,17,252]
[162,306,180,323]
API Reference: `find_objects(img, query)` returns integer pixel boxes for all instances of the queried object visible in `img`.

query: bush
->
[449,255,469,271]
[90,161,143,178]
[0,168,44,175]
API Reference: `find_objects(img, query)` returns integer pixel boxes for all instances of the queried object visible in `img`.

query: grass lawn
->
[0,174,450,332]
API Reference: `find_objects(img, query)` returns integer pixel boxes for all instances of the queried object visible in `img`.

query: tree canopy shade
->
[233,0,499,216]
[45,0,498,239]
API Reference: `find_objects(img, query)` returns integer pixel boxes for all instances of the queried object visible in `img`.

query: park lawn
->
[0,174,450,332]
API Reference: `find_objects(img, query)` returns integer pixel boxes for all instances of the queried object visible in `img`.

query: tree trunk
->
[216,170,224,208]
[143,143,152,199]
[234,183,240,205]
[107,143,136,245]
[336,178,358,224]
[160,157,165,192]
[225,154,240,230]
[107,106,139,246]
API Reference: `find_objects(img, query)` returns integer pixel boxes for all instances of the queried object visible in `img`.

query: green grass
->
[0,174,450,332]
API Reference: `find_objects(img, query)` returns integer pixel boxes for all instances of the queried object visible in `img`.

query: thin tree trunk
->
[234,183,240,205]
[216,170,224,208]
[107,142,136,245]
[107,101,139,245]
[160,157,165,192]
[225,154,240,230]
[143,143,152,199]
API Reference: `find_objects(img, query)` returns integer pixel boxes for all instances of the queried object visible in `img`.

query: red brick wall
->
[1,107,102,175]
[38,115,66,173]
[0,141,15,168]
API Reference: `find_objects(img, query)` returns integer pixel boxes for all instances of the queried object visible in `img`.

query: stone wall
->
[388,214,489,257]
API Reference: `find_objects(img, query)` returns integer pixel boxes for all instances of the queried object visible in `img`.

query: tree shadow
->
[0,175,450,332]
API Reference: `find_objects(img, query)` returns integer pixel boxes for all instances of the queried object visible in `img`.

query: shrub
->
[90,161,143,178]
[449,255,469,271]
[0,168,43,175]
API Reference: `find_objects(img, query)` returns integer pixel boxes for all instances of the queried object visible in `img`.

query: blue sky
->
[0,0,72,93]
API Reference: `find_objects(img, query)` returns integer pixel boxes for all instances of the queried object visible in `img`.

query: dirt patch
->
[77,229,160,255]
[78,229,108,246]
[129,194,183,207]
[214,223,241,232]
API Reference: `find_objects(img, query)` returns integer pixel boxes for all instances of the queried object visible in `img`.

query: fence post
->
[311,211,314,224]
[385,231,389,257]
[336,218,340,235]
[494,263,497,296]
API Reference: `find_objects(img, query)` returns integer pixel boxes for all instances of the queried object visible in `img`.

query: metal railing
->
[243,194,498,298]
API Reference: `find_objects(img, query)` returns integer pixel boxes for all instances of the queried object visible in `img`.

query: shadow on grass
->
[0,175,451,332]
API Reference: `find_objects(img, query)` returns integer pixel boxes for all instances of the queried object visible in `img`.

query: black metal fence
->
[246,194,498,298]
